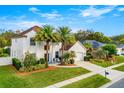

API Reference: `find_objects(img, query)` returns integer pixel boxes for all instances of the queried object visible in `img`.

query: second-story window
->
[30,38,36,46]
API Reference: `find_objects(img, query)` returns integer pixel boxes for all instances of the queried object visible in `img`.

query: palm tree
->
[57,26,75,64]
[35,25,57,68]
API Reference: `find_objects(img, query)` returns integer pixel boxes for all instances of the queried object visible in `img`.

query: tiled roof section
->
[20,26,42,35]
[60,44,74,50]
[12,26,42,38]
[64,45,73,50]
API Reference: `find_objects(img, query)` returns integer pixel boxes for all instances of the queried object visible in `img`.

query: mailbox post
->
[105,70,109,78]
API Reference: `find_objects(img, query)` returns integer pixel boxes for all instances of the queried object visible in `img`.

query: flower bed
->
[17,66,57,76]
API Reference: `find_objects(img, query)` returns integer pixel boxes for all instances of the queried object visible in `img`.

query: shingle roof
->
[20,26,42,35]
[83,40,105,48]
[12,26,42,38]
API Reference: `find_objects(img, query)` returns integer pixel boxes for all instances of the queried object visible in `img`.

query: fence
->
[0,57,12,66]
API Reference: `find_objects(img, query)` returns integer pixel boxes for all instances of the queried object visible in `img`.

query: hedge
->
[12,58,22,70]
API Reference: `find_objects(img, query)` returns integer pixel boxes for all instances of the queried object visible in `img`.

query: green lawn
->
[0,65,90,88]
[113,65,124,72]
[90,56,124,67]
[62,74,110,88]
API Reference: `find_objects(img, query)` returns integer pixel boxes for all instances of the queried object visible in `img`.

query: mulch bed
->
[58,64,77,66]
[17,66,57,76]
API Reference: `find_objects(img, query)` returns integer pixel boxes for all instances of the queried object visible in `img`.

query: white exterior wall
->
[24,30,37,54]
[11,30,62,63]
[11,37,26,60]
[68,41,86,62]
[36,42,61,63]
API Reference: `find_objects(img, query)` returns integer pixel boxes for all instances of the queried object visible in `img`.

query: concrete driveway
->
[76,62,124,81]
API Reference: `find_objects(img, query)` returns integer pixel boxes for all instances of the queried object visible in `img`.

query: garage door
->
[75,52,84,62]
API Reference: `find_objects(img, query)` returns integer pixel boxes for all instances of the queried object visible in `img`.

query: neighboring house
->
[117,44,124,55]
[83,40,105,48]
[11,26,86,63]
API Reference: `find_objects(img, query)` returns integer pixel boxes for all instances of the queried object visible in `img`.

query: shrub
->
[23,52,37,68]
[84,55,92,61]
[70,59,75,64]
[12,58,22,70]
[91,49,109,59]
[90,59,104,63]
[62,52,70,64]
[19,67,25,72]
[37,58,46,64]
[102,44,117,56]
[33,64,45,70]
[62,51,76,64]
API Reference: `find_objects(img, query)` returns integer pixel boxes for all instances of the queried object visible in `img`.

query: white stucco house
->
[11,26,86,63]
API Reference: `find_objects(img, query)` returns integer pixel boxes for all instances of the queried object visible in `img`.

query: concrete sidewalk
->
[46,72,96,88]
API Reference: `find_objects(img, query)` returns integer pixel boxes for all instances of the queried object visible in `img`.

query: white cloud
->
[80,6,115,17]
[39,10,61,19]
[29,7,62,20]
[29,7,40,13]
[14,15,26,20]
[0,18,45,30]
[113,14,120,16]
[118,7,124,11]
[85,16,104,23]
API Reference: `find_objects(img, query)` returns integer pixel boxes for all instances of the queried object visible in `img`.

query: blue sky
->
[0,5,124,36]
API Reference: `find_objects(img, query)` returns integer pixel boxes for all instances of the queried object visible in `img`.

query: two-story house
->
[11,26,86,63]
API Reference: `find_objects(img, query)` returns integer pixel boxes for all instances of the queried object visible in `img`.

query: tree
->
[83,42,92,49]
[0,37,7,48]
[57,26,75,64]
[62,51,76,64]
[75,30,112,43]
[35,25,58,68]
[91,48,109,59]
[102,44,117,57]
[119,38,124,44]
[69,51,76,60]
[0,31,15,46]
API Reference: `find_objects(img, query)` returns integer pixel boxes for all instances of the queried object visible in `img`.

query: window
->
[55,51,59,58]
[44,45,50,50]
[30,38,36,46]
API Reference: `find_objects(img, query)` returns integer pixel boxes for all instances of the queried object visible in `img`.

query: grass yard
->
[0,65,90,88]
[90,56,124,67]
[113,65,124,72]
[62,74,110,88]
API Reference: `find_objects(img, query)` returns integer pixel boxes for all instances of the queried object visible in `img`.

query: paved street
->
[108,78,124,88]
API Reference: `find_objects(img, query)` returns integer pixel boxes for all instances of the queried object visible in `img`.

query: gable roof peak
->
[20,25,42,35]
